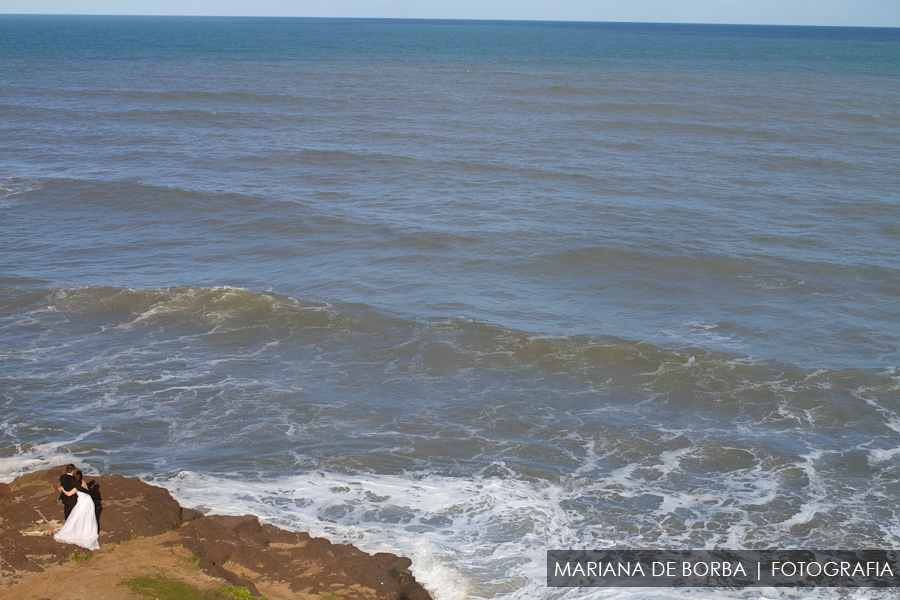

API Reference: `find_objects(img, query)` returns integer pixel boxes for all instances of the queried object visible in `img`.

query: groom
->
[58,464,79,520]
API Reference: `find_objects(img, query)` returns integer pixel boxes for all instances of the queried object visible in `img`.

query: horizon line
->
[2,13,899,30]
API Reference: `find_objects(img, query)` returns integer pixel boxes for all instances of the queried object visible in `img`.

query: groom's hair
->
[65,464,76,473]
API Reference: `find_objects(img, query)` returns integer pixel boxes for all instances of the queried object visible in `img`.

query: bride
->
[54,470,100,550]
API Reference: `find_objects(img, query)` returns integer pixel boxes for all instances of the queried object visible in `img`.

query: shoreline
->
[0,467,434,600]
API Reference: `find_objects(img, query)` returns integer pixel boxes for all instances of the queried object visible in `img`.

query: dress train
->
[54,490,100,550]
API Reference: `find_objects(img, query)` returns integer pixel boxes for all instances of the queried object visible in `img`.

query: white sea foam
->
[0,174,41,207]
[153,470,586,599]
[658,321,747,353]
[148,468,889,600]
[0,427,100,483]
[149,470,659,600]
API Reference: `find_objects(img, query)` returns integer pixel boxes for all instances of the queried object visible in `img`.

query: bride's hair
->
[74,470,83,483]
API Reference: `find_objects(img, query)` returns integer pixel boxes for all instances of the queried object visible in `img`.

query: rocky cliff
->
[0,467,433,600]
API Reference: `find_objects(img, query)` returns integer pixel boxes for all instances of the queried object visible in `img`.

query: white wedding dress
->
[54,490,100,550]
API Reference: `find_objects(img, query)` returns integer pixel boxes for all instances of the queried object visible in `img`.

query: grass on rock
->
[121,576,267,600]
[122,576,209,600]
[220,583,266,599]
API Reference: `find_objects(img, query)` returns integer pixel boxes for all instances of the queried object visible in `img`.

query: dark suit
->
[59,473,79,520]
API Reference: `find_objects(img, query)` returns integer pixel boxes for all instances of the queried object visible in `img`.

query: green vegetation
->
[179,554,201,569]
[120,575,267,600]
[219,584,266,600]
[121,576,209,600]
[73,550,93,563]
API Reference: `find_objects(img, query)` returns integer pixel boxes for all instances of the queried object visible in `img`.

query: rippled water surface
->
[1,16,899,600]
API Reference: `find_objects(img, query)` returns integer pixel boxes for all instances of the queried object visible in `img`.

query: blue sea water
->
[1,16,899,599]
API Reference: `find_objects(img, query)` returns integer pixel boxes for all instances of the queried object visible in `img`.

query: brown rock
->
[180,506,205,523]
[174,513,424,599]
[0,546,43,573]
[0,466,183,580]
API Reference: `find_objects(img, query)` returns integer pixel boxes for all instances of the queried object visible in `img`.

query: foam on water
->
[0,427,100,480]
[0,174,40,208]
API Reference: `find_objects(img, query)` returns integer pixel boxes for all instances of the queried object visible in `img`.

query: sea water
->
[1,16,899,600]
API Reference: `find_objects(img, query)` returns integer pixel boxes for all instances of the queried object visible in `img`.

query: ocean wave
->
[4,284,897,418]
[0,174,42,207]
[10,176,266,212]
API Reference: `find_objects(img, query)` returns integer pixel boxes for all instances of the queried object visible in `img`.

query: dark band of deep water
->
[548,550,900,587]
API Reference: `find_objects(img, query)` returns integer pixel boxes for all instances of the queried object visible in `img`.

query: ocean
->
[1,15,899,599]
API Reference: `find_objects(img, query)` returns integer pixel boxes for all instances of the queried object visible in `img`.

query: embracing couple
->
[54,464,100,550]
